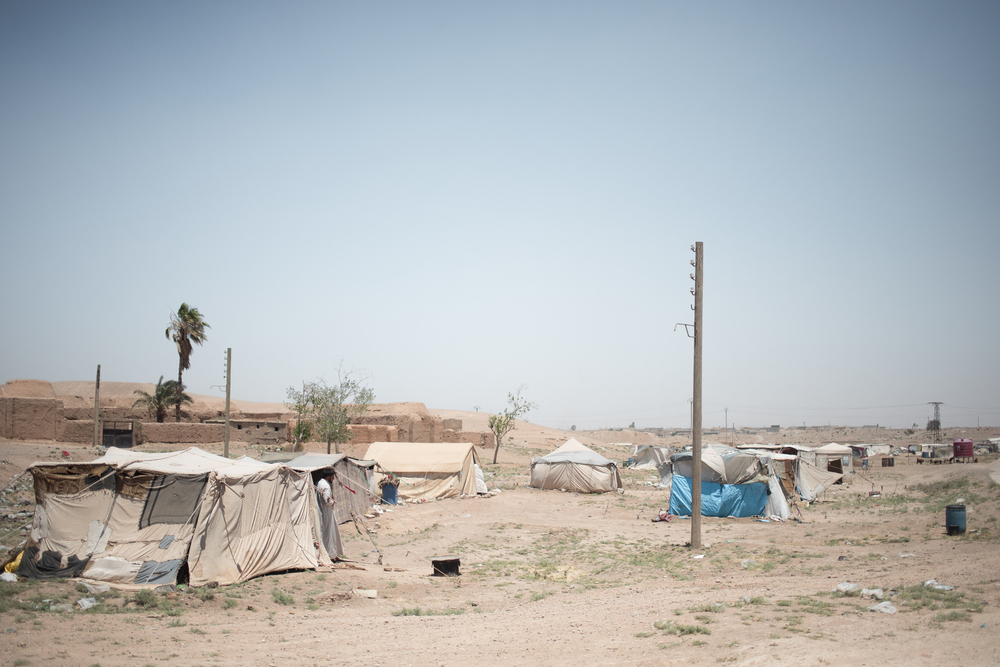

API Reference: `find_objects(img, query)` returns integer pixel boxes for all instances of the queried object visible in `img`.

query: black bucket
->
[946,504,966,535]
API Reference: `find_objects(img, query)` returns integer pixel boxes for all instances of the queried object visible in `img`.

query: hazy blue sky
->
[2,1,998,430]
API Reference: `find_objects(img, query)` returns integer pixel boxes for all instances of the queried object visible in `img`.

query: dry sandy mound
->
[0,379,57,399]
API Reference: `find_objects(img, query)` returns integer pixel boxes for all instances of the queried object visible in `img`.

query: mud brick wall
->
[142,422,225,444]
[0,397,62,440]
[344,424,399,445]
[60,419,97,444]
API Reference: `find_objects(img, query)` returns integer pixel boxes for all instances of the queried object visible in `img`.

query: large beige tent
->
[20,447,332,587]
[363,442,482,500]
[285,453,376,524]
[529,438,622,494]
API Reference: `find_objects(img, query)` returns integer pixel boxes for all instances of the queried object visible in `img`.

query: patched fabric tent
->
[628,444,672,470]
[528,439,623,494]
[21,447,330,587]
[285,454,376,524]
[363,442,482,500]
[668,445,780,518]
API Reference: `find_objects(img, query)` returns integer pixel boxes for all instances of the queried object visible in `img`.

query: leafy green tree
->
[133,376,191,423]
[488,387,537,464]
[285,383,316,452]
[313,372,375,455]
[286,369,375,454]
[165,303,210,422]
[926,419,940,432]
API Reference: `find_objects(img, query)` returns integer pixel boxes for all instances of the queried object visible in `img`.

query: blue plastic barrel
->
[946,504,966,535]
[381,483,398,505]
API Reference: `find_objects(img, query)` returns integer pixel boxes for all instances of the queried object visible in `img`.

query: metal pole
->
[691,241,704,550]
[92,365,101,448]
[224,348,232,458]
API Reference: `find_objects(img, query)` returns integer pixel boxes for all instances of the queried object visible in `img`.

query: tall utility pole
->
[92,365,101,448]
[224,348,232,458]
[691,242,704,550]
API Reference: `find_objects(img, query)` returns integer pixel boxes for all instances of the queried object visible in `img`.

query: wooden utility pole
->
[691,242,704,549]
[92,365,101,448]
[224,348,232,458]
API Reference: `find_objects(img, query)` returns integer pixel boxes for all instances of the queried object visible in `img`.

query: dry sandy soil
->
[2,416,1000,667]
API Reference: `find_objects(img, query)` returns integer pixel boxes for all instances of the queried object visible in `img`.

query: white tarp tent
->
[628,444,672,470]
[21,447,329,587]
[364,442,482,500]
[795,458,844,502]
[804,443,853,476]
[529,439,622,494]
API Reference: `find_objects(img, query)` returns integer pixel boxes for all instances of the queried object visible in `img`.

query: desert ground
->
[2,415,999,667]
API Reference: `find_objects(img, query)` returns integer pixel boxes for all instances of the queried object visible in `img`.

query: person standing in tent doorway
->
[315,472,343,559]
[317,472,335,505]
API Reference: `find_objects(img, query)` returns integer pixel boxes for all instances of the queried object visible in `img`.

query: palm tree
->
[165,303,210,422]
[133,377,191,423]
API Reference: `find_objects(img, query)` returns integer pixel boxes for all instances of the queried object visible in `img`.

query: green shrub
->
[933,611,971,622]
[271,589,294,606]
[132,590,158,609]
[896,584,983,613]
[654,620,711,636]
[392,607,424,616]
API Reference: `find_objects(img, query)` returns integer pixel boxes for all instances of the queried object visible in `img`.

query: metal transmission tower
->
[928,401,942,441]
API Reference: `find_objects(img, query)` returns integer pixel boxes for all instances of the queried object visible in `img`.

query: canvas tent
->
[529,439,623,494]
[363,442,483,500]
[285,454,376,525]
[668,445,789,519]
[20,447,331,587]
[811,443,853,476]
[628,444,672,470]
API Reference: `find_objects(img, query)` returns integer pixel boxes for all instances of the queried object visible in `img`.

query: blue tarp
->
[669,475,767,517]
